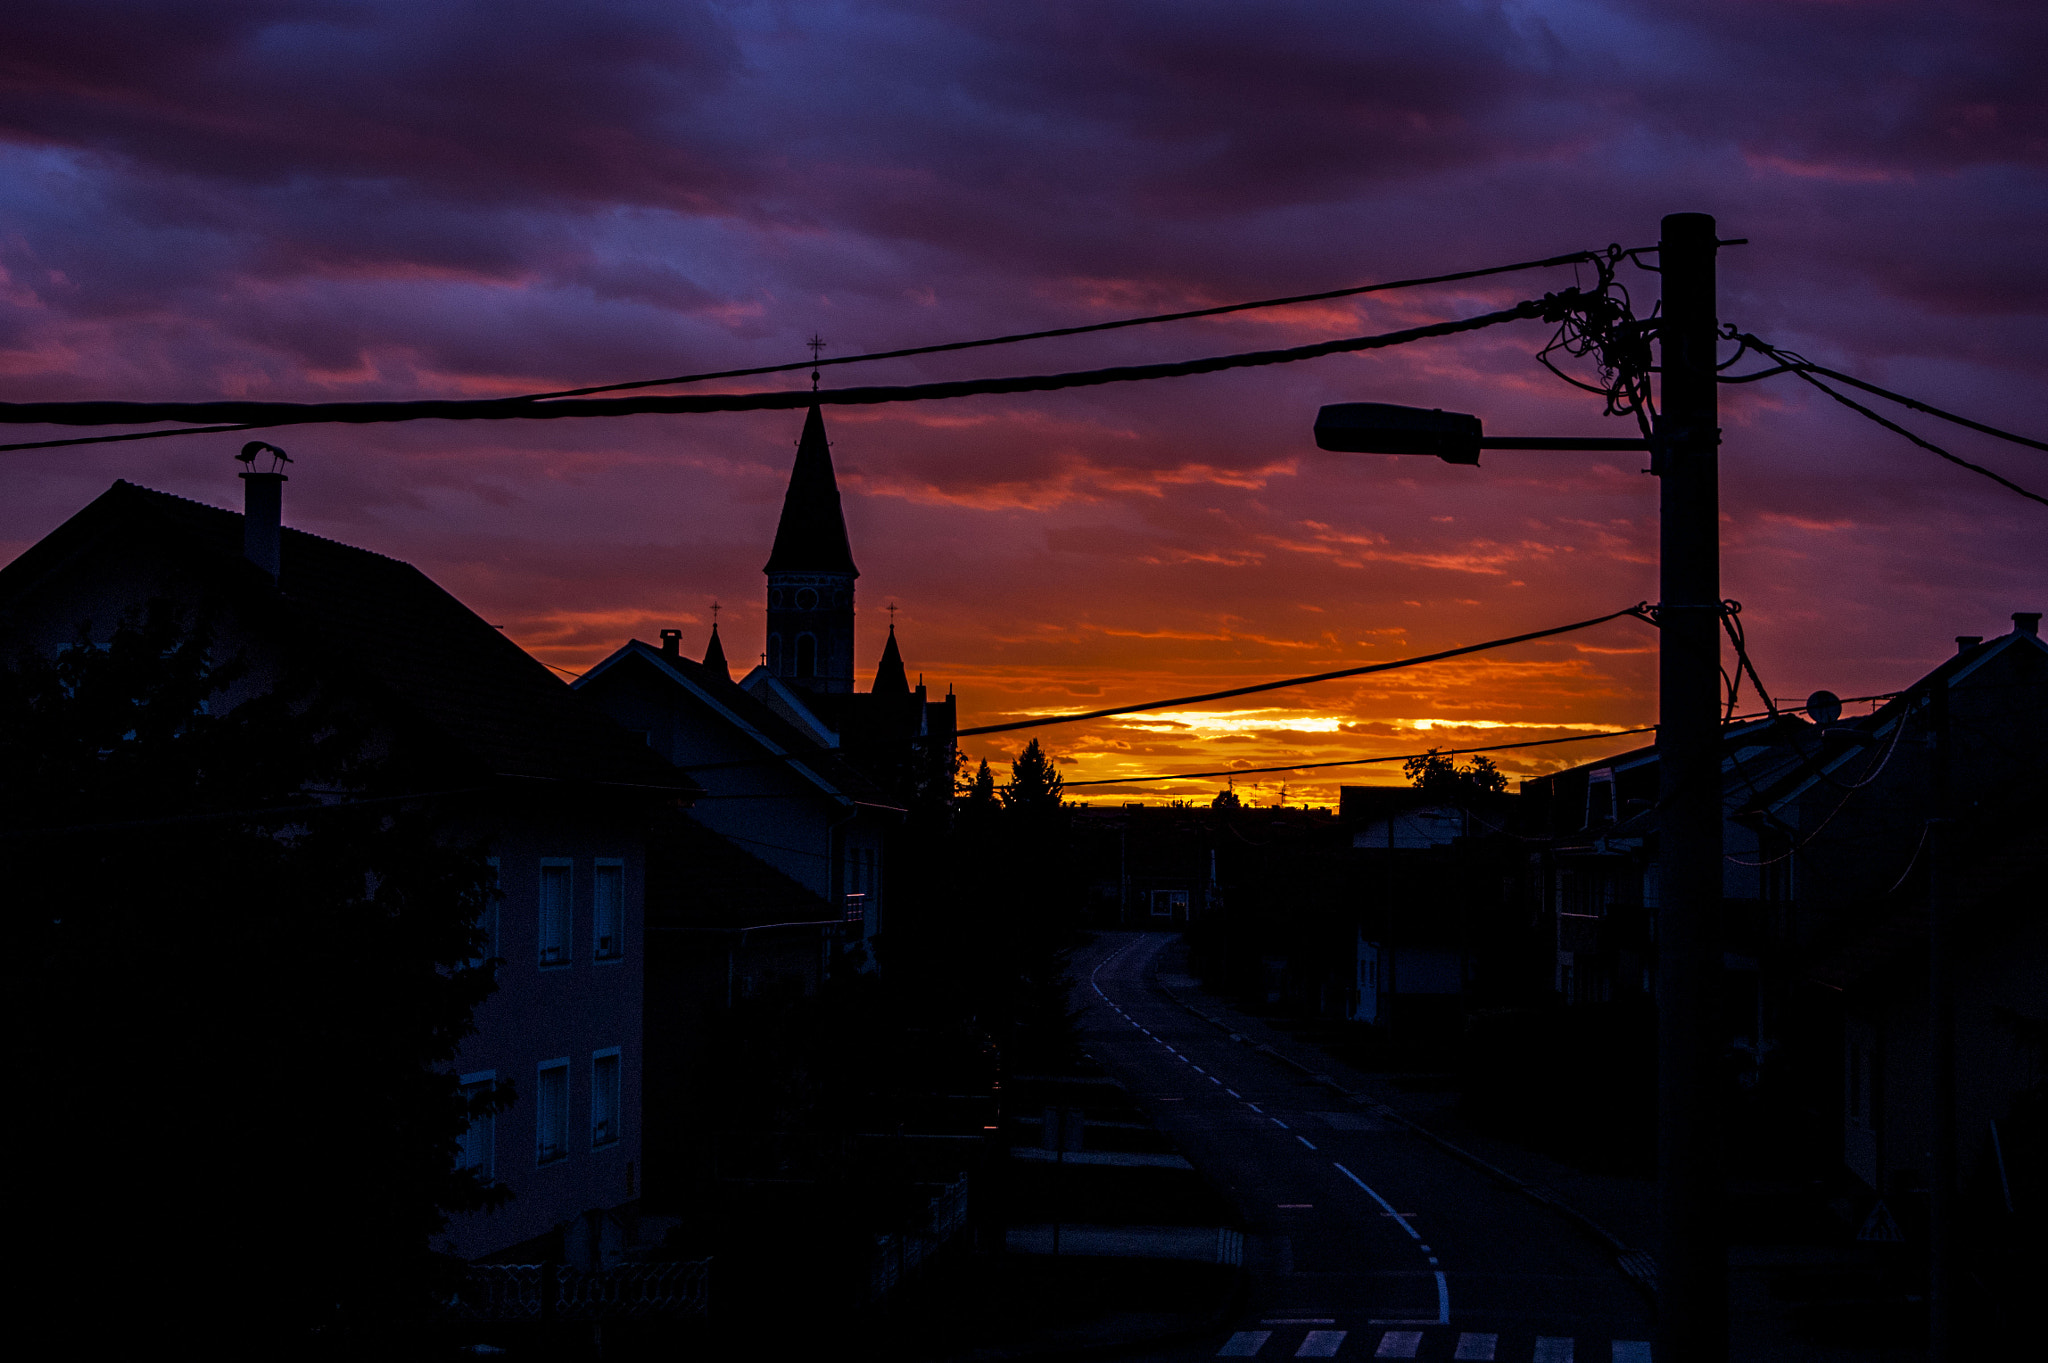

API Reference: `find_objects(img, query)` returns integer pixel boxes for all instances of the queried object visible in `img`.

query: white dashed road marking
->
[1216,1330,1271,1356]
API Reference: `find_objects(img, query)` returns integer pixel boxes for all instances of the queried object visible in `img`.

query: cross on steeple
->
[806,333,827,391]
[886,602,899,629]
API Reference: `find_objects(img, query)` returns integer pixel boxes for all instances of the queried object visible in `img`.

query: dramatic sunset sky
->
[3,1,2044,803]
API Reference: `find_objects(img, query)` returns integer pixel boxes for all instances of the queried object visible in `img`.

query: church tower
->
[764,405,858,694]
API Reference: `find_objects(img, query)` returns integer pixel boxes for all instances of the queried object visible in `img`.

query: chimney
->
[2015,612,2042,637]
[239,471,286,580]
[1955,635,1983,654]
[659,628,683,659]
[235,441,290,581]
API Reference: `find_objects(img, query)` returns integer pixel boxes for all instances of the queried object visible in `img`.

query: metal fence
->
[443,1258,710,1321]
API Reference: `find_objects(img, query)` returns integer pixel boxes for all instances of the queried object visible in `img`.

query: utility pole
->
[1655,212,1728,1362]
[1309,209,1735,1356]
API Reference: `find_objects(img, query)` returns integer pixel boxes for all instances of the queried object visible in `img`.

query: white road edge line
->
[1333,1160,1450,1325]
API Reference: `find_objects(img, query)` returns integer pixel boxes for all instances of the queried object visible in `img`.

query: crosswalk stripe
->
[1454,1332,1499,1360]
[1375,1330,1423,1358]
[1612,1344,1652,1362]
[1294,1329,1345,1357]
[1533,1338,1575,1363]
[1217,1330,1271,1356]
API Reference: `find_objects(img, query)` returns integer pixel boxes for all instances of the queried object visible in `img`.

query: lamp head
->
[1314,403,1483,465]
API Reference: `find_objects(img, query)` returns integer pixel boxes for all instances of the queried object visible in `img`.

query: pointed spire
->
[872,623,909,695]
[764,405,859,576]
[703,621,731,682]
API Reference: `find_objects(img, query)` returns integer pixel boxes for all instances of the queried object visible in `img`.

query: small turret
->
[704,621,731,682]
[872,623,908,695]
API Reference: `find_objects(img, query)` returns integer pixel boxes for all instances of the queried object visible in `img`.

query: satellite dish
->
[1806,690,1842,726]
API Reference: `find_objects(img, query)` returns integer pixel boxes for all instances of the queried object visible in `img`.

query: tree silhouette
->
[2,602,506,1349]
[1403,748,1508,800]
[1001,737,1065,815]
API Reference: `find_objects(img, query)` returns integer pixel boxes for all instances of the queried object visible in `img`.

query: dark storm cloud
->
[2,1,2043,799]
[0,1,746,204]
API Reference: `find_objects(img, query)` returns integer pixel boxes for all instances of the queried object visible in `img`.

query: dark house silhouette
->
[0,474,693,1262]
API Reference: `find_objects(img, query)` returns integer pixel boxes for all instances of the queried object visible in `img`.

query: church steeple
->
[764,404,858,694]
[872,622,908,695]
[703,619,730,682]
[765,405,858,577]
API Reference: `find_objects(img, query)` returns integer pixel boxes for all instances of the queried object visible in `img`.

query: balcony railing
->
[441,1259,710,1320]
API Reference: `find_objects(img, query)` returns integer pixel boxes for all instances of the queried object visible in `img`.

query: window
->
[795,633,817,676]
[467,858,501,969]
[593,860,624,961]
[537,1060,570,1164]
[457,1072,496,1179]
[539,860,572,966]
[591,1049,622,1148]
[767,634,782,672]
[1150,889,1187,918]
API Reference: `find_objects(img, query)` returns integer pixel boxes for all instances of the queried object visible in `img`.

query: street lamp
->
[1314,214,1727,1363]
[1313,401,1653,463]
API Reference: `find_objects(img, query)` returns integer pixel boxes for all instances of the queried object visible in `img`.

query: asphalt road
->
[1078,932,1655,1362]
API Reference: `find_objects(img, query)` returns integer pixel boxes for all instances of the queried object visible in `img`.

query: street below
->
[1074,931,1654,1362]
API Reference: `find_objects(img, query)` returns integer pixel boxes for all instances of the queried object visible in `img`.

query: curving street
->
[1076,932,1654,1362]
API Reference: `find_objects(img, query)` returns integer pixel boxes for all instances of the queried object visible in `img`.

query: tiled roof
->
[1,480,693,792]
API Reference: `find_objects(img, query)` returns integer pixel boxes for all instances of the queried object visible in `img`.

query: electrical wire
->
[1721,332,2048,508]
[1062,726,1660,788]
[1723,703,1914,867]
[1787,368,2048,508]
[1719,601,1900,794]
[0,296,1578,438]
[1720,341,2048,456]
[0,247,1627,452]
[516,247,1623,401]
[956,602,1653,737]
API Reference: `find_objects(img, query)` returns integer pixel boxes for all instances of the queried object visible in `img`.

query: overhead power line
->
[1063,727,1660,787]
[1721,344,2048,456]
[1723,332,2048,508]
[0,296,1577,442]
[1060,687,1906,789]
[955,603,1654,737]
[515,247,1617,400]
[0,247,1622,452]
[1789,368,2048,508]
